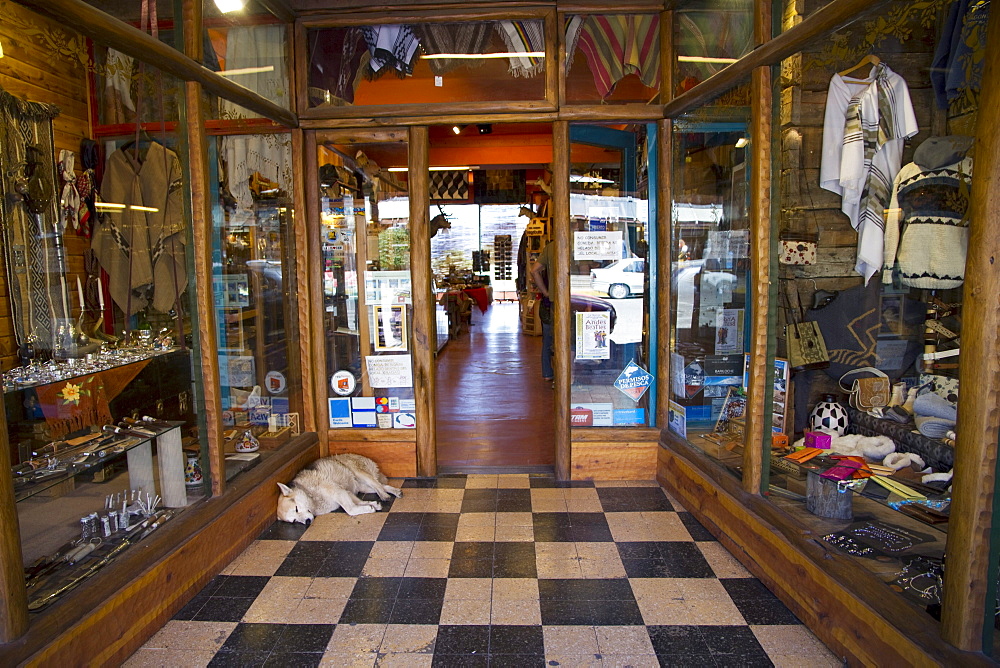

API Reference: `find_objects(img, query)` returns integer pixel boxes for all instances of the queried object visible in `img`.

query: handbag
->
[778,226,818,266]
[839,367,891,411]
[781,285,830,371]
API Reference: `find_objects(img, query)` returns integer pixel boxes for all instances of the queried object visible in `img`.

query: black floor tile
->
[414,523,459,541]
[448,558,495,578]
[350,576,402,599]
[539,598,644,625]
[460,497,498,513]
[567,524,614,542]
[192,596,257,622]
[423,512,461,527]
[655,656,718,667]
[720,578,800,624]
[383,512,424,527]
[389,597,443,624]
[496,489,532,512]
[273,624,335,654]
[720,578,775,600]
[377,525,421,541]
[274,558,323,578]
[398,576,448,600]
[212,575,271,598]
[489,625,543,654]
[258,521,309,541]
[529,478,594,488]
[646,625,713,656]
[262,652,323,668]
[172,594,209,620]
[492,556,537,578]
[434,625,491,654]
[219,623,287,653]
[338,596,395,624]
[313,551,371,578]
[538,578,635,601]
[699,625,774,665]
[658,542,715,578]
[678,512,716,541]
[431,655,489,667]
[208,651,270,667]
[488,655,546,667]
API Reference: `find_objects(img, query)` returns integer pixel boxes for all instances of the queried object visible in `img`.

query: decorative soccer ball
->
[809,396,849,436]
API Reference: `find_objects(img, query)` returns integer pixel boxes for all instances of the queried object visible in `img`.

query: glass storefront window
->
[564,14,661,105]
[668,108,752,470]
[211,132,302,463]
[317,136,417,429]
[569,124,656,427]
[306,20,546,108]
[675,3,753,97]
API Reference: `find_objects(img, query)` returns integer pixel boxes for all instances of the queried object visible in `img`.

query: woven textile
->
[429,170,470,201]
[495,20,544,78]
[574,14,660,98]
[414,22,492,75]
[362,25,420,79]
[0,85,65,349]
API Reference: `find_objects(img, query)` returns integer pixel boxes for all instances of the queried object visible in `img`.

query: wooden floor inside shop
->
[435,302,555,472]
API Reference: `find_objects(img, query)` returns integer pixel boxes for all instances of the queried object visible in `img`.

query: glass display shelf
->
[12,421,184,503]
[2,346,181,394]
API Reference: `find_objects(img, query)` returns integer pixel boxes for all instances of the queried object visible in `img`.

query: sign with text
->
[573,231,622,260]
[365,355,413,388]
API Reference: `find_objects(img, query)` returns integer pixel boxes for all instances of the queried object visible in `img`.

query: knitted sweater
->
[882,156,972,289]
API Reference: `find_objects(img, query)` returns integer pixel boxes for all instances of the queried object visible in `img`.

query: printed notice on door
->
[574,231,622,260]
[365,355,413,388]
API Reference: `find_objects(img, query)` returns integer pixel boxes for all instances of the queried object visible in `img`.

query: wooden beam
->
[552,121,571,480]
[18,0,297,127]
[663,0,892,119]
[941,3,1000,651]
[182,80,225,495]
[0,402,28,643]
[257,0,296,23]
[741,0,774,495]
[544,7,558,109]
[302,130,328,449]
[290,129,316,437]
[656,117,672,429]
[409,125,437,477]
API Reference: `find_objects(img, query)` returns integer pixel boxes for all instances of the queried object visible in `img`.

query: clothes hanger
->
[838,54,881,78]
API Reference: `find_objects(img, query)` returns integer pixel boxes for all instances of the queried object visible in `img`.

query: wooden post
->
[301,130,326,451]
[742,0,774,495]
[409,126,437,477]
[290,129,317,438]
[180,0,224,495]
[552,121,571,480]
[941,3,1000,651]
[0,404,28,642]
[656,118,672,429]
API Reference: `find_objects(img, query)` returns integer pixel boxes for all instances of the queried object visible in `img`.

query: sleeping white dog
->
[277,453,402,523]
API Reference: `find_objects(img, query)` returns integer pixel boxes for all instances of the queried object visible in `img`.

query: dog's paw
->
[345,505,377,516]
[370,501,383,511]
[386,486,403,498]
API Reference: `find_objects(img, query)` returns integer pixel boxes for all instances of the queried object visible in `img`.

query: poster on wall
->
[614,360,653,401]
[573,231,622,260]
[213,274,250,308]
[668,401,687,439]
[576,312,611,360]
[365,355,413,388]
[715,308,744,354]
[374,305,407,351]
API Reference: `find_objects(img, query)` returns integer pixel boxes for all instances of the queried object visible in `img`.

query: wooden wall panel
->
[0,2,91,372]
[328,441,417,478]
[571,441,657,480]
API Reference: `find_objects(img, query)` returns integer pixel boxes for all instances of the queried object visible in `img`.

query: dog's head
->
[276,482,314,524]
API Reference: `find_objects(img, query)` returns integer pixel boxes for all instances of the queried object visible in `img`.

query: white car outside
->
[590,257,645,299]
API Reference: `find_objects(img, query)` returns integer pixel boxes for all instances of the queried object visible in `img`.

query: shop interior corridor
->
[435,302,556,473]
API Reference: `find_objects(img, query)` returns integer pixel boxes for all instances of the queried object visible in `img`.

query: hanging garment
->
[308,27,368,106]
[413,22,493,76]
[883,155,972,289]
[58,150,80,231]
[820,63,918,284]
[931,0,990,109]
[92,142,187,315]
[495,20,544,78]
[361,24,420,79]
[219,25,291,119]
[572,15,660,98]
[103,48,136,125]
[221,134,293,215]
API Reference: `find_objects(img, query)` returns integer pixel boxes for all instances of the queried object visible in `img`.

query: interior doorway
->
[430,123,556,472]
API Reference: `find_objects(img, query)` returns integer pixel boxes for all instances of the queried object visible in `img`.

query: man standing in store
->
[531,242,555,384]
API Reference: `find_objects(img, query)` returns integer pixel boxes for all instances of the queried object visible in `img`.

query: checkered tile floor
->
[125,475,840,667]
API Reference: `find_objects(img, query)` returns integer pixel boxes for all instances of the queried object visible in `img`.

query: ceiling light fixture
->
[452,125,463,135]
[422,51,545,60]
[218,65,275,77]
[677,55,739,64]
[214,0,244,13]
[477,124,492,135]
[735,137,749,148]
[570,174,615,184]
